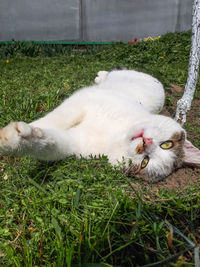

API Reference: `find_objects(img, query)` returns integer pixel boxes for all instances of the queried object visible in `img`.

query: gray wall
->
[0,0,193,42]
[0,0,80,41]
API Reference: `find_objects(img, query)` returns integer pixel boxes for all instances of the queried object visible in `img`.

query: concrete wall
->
[0,0,193,42]
[0,0,80,41]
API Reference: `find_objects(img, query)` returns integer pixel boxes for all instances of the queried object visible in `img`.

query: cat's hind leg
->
[0,122,73,161]
[94,71,109,84]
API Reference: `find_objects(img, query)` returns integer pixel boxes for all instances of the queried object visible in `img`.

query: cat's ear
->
[183,140,200,168]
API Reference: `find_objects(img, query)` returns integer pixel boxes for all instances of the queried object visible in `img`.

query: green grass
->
[0,32,200,266]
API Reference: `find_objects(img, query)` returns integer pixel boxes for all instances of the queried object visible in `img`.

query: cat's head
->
[125,115,200,182]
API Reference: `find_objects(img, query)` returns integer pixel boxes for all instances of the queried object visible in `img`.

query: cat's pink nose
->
[143,137,153,146]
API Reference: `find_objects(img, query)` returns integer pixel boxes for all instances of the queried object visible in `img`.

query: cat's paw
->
[94,71,108,84]
[0,122,43,154]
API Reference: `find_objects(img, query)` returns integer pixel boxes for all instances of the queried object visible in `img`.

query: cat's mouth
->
[131,130,153,147]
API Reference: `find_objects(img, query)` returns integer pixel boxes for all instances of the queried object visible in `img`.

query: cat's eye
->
[141,156,149,169]
[160,140,174,150]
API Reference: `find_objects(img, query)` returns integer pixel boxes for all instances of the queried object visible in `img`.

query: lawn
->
[0,32,200,266]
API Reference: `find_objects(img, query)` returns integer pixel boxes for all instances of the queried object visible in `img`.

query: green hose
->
[0,41,113,45]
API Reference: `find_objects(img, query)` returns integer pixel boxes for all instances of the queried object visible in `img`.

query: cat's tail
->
[183,140,200,168]
[110,66,128,71]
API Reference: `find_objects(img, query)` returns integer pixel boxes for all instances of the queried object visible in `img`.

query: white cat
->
[0,69,200,182]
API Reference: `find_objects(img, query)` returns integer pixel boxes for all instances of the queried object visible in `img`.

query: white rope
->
[175,0,200,125]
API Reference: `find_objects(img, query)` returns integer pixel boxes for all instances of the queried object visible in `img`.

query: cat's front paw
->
[0,122,43,154]
[94,71,108,84]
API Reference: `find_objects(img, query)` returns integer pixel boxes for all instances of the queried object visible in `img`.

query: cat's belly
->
[66,119,131,160]
[65,96,149,159]
[67,126,107,157]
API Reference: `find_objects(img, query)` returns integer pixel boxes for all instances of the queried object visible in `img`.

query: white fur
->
[0,69,197,181]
